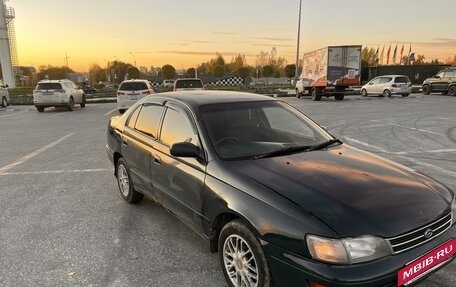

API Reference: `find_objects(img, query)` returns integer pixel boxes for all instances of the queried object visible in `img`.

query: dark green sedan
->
[106,90,456,287]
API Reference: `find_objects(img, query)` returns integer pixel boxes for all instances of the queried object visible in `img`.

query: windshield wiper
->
[253,139,342,160]
[253,145,312,159]
[306,139,342,151]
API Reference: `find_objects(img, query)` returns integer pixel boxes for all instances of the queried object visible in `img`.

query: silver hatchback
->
[361,75,412,97]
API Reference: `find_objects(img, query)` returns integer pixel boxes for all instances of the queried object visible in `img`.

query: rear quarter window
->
[36,83,63,90]
[395,77,410,83]
[119,82,148,91]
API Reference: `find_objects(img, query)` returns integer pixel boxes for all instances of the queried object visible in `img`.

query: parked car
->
[81,83,97,94]
[116,79,154,113]
[422,67,456,96]
[361,75,412,97]
[173,78,204,91]
[0,80,10,107]
[163,79,175,88]
[106,90,456,287]
[33,79,85,112]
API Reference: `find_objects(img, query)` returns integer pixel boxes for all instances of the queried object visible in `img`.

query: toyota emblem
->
[424,228,433,239]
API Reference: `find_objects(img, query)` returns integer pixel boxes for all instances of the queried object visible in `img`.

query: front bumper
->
[264,224,455,287]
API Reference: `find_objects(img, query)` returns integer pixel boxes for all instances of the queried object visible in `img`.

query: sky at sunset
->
[9,0,456,72]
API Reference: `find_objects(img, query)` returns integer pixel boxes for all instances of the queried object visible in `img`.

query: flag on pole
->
[379,45,385,65]
[386,45,391,65]
[375,46,379,65]
[392,44,398,65]
[400,44,404,64]
[407,43,412,65]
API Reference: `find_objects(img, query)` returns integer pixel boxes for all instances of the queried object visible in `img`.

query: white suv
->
[361,75,412,98]
[117,79,154,113]
[33,79,85,112]
[0,80,10,107]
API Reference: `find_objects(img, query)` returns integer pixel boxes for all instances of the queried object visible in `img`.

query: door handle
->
[153,154,161,164]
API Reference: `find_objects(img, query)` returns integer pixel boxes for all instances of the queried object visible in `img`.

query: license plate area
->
[397,238,456,286]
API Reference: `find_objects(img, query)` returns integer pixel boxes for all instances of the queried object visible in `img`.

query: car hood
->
[227,145,452,237]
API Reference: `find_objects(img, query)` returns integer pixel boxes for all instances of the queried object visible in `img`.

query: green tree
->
[414,54,426,64]
[88,64,106,84]
[108,61,137,84]
[37,65,75,80]
[361,47,377,66]
[284,64,296,79]
[228,54,247,75]
[237,67,251,84]
[161,64,176,79]
[262,65,274,77]
[212,65,225,77]
[186,68,196,78]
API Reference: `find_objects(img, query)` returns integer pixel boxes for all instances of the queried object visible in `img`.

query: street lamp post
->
[129,52,136,67]
[295,0,302,81]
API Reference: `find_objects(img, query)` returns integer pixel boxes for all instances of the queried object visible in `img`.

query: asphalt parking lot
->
[0,93,455,287]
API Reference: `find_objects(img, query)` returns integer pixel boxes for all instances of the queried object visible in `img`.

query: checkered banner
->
[205,76,244,86]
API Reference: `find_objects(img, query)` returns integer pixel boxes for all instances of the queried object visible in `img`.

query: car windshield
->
[119,82,148,91]
[175,79,202,89]
[200,100,333,160]
[36,83,62,90]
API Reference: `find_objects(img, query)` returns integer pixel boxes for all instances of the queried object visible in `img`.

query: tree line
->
[36,47,297,85]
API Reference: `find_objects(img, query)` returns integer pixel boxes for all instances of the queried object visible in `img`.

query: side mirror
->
[170,142,200,158]
[369,82,374,85]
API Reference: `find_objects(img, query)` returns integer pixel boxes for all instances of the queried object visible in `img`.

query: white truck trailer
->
[295,45,362,101]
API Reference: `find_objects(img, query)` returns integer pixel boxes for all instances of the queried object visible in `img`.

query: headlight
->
[306,235,391,265]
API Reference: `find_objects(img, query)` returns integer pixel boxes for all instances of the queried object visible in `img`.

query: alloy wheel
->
[223,234,259,287]
[117,164,130,197]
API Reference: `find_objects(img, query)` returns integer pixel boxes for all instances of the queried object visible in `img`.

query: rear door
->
[433,71,446,91]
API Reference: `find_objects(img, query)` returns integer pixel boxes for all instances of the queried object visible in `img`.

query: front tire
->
[448,86,456,97]
[361,89,368,97]
[219,220,272,287]
[116,158,143,203]
[80,95,86,107]
[1,96,7,107]
[422,85,431,95]
[311,88,322,101]
[36,106,45,112]
[295,89,301,98]
[402,94,410,97]
[334,94,344,101]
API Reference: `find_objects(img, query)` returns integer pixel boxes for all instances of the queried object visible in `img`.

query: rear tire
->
[335,94,344,101]
[219,220,272,287]
[383,89,392,97]
[36,106,45,112]
[80,95,86,107]
[448,86,456,97]
[311,88,322,101]
[67,97,74,111]
[116,158,144,203]
[402,94,410,97]
[422,85,431,95]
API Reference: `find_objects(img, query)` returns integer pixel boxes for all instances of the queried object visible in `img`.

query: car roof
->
[120,79,149,83]
[376,75,409,78]
[38,79,71,83]
[175,78,202,81]
[144,90,276,108]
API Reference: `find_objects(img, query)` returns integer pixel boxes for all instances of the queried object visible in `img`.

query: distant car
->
[0,80,10,107]
[117,79,154,113]
[422,67,456,96]
[361,75,411,97]
[106,90,456,287]
[162,79,175,88]
[173,78,204,91]
[33,79,86,112]
[81,84,97,94]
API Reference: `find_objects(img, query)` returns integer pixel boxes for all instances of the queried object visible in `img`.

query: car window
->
[160,108,199,147]
[370,78,381,85]
[436,72,445,78]
[263,106,315,138]
[119,82,148,91]
[395,77,410,83]
[36,83,63,90]
[175,79,203,89]
[444,71,456,78]
[379,77,392,84]
[127,105,142,128]
[134,104,165,138]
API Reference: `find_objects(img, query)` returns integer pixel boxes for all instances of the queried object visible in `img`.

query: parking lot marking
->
[0,133,75,176]
[49,112,66,118]
[370,120,443,136]
[406,159,456,178]
[1,168,112,176]
[343,137,389,153]
[104,108,118,116]
[0,111,28,118]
